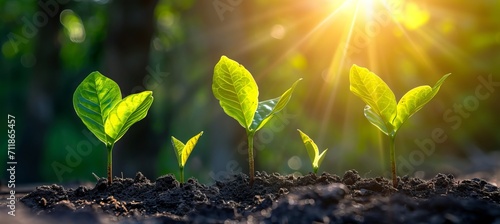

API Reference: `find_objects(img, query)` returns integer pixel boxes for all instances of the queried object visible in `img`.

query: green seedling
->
[297,129,329,174]
[171,131,203,183]
[349,64,450,188]
[212,55,301,185]
[73,71,154,184]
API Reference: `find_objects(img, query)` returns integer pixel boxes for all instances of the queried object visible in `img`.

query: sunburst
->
[215,0,466,173]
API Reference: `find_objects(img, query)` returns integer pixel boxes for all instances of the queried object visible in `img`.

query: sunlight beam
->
[316,0,363,144]
[253,0,354,81]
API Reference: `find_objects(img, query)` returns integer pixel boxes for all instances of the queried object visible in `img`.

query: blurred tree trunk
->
[17,1,65,183]
[103,0,159,179]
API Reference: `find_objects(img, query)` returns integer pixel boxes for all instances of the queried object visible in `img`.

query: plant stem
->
[248,132,255,186]
[389,135,397,188]
[180,166,184,183]
[107,144,114,185]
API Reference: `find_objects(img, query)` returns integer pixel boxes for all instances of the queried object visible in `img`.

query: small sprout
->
[349,64,450,188]
[212,55,301,185]
[73,71,154,184]
[171,131,203,183]
[297,129,328,174]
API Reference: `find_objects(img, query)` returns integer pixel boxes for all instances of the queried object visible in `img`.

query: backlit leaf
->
[350,65,397,127]
[393,73,450,130]
[298,129,318,165]
[174,131,203,168]
[105,91,153,143]
[73,71,121,144]
[171,136,185,167]
[317,148,329,173]
[364,105,392,136]
[212,56,259,129]
[251,79,301,132]
[297,129,328,173]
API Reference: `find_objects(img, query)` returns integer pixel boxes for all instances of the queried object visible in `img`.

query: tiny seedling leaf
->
[392,73,451,130]
[297,129,329,174]
[212,56,259,129]
[171,137,185,167]
[171,131,204,168]
[105,91,154,143]
[251,79,302,132]
[317,149,329,172]
[73,71,121,144]
[349,64,397,130]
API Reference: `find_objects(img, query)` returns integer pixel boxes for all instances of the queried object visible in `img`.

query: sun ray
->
[209,1,466,172]
[316,0,362,144]
[253,0,354,81]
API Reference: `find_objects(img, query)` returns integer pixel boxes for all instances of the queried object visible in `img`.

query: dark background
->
[1,0,499,185]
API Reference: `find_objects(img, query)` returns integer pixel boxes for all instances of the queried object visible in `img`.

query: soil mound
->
[18,170,500,223]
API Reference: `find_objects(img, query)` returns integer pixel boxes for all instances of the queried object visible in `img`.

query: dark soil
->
[9,170,500,223]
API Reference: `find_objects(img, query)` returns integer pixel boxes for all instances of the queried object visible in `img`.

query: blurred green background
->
[1,0,500,185]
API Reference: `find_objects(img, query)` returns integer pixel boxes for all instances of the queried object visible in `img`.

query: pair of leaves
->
[349,65,450,136]
[297,129,328,174]
[73,71,154,146]
[212,56,301,134]
[171,131,203,169]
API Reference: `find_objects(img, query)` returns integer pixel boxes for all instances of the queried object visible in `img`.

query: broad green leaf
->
[364,105,392,136]
[212,56,259,129]
[350,65,397,126]
[73,71,121,144]
[393,73,450,130]
[251,79,302,132]
[171,131,203,168]
[105,91,153,143]
[393,86,431,130]
[297,129,328,173]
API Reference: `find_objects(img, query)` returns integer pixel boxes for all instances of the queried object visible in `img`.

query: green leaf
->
[171,131,203,168]
[212,56,259,129]
[297,129,328,173]
[350,65,397,128]
[251,79,302,132]
[73,71,121,144]
[298,129,317,165]
[105,91,154,143]
[364,105,392,136]
[317,149,329,174]
[392,73,451,130]
[171,136,185,167]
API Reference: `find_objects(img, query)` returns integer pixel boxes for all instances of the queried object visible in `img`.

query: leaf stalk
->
[107,143,114,184]
[389,134,397,188]
[180,166,184,183]
[247,132,255,186]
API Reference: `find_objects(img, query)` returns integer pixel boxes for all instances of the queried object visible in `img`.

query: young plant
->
[73,71,154,184]
[171,131,203,183]
[212,55,301,185]
[297,129,329,174]
[349,64,450,188]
